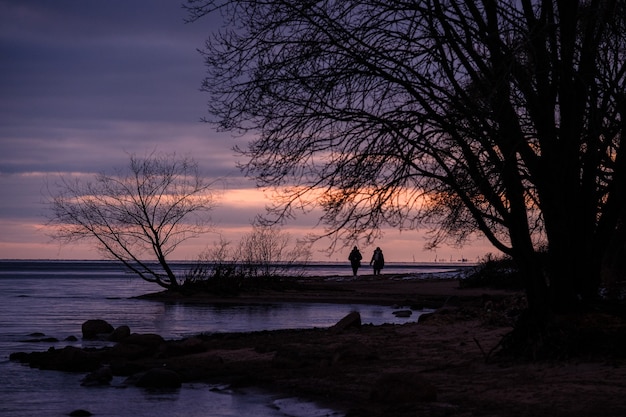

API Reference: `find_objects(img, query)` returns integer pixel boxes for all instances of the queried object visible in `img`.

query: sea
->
[0,260,473,417]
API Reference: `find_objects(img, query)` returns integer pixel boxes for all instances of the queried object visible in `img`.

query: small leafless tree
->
[47,153,217,289]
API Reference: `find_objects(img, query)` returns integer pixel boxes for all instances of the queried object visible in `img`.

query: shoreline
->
[12,276,626,417]
[138,274,513,307]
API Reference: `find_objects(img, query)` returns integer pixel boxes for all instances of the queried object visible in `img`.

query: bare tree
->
[47,153,217,289]
[186,1,626,316]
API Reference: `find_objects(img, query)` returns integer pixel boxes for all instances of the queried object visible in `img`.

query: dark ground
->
[138,275,626,417]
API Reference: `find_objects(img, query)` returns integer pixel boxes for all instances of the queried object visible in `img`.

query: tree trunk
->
[515,250,550,319]
[541,182,602,311]
[546,240,598,312]
[159,257,179,290]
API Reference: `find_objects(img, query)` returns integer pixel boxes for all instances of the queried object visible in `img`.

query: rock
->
[48,346,103,372]
[392,310,413,317]
[11,346,102,372]
[20,336,59,343]
[162,336,205,357]
[21,332,58,343]
[120,333,164,348]
[370,372,437,403]
[109,359,147,377]
[9,351,29,362]
[82,319,114,340]
[109,341,153,361]
[418,307,460,324]
[109,325,131,342]
[81,365,113,386]
[133,368,182,388]
[330,311,361,332]
[39,337,59,343]
[68,410,92,416]
[107,333,164,359]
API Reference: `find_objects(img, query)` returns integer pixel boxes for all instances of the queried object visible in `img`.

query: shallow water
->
[0,260,445,417]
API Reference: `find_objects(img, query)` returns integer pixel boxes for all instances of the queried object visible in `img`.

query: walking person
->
[370,247,385,275]
[348,246,363,276]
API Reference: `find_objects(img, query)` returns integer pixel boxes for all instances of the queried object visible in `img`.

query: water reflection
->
[146,301,427,339]
[0,267,430,417]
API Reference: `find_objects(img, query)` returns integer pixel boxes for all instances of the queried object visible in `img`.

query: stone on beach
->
[330,311,361,332]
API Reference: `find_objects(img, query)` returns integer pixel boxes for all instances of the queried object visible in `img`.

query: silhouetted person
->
[348,246,363,276]
[370,247,385,275]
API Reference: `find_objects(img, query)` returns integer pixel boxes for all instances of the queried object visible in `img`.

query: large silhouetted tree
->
[47,153,216,289]
[187,0,626,317]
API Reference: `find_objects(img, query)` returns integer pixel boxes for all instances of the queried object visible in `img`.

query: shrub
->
[181,226,311,295]
[460,254,524,290]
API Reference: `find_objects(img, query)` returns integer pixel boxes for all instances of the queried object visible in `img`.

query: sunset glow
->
[0,1,492,263]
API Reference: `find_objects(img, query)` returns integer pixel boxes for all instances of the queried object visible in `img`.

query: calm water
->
[0,260,470,417]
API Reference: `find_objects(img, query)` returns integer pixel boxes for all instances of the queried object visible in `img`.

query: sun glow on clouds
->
[218,188,270,207]
[0,174,493,261]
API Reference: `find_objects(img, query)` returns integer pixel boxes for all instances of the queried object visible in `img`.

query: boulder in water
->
[133,368,182,388]
[81,365,113,386]
[82,319,114,340]
[109,325,131,342]
[119,333,164,348]
[68,410,92,417]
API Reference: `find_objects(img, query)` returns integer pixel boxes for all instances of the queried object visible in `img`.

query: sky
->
[0,0,494,263]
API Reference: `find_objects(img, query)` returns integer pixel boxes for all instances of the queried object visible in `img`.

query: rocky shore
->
[10,275,626,417]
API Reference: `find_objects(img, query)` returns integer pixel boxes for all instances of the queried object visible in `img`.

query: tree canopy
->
[187,0,626,314]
